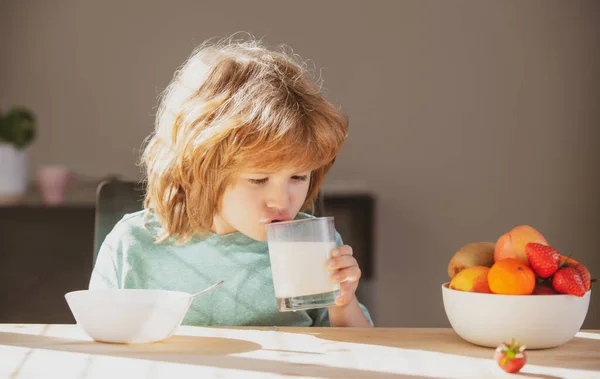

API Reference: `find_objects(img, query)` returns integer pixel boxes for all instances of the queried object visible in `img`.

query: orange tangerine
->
[560,255,578,265]
[488,258,535,295]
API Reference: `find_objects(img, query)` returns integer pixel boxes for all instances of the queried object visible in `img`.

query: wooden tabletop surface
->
[1,324,599,379]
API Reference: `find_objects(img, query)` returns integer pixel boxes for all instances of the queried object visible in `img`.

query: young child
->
[90,36,373,327]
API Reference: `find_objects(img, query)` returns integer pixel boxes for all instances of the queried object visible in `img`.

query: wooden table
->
[1,324,598,379]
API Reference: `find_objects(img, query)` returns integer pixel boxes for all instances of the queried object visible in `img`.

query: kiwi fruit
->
[448,241,495,279]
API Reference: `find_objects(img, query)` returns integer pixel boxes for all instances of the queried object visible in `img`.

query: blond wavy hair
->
[141,36,348,243]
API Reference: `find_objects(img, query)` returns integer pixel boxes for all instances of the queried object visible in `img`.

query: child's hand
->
[327,245,361,306]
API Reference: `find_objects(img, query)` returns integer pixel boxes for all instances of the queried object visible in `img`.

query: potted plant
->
[0,106,36,204]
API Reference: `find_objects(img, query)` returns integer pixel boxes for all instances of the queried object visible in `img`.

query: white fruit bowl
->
[441,282,591,349]
[65,289,194,344]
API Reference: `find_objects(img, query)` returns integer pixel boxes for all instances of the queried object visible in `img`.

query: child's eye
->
[292,175,308,182]
[249,178,268,184]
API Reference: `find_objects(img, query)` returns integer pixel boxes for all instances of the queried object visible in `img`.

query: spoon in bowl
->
[188,280,225,298]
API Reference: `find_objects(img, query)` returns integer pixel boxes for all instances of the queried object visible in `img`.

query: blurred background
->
[1,0,599,328]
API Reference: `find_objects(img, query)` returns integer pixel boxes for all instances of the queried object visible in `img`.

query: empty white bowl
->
[441,282,591,349]
[65,289,194,344]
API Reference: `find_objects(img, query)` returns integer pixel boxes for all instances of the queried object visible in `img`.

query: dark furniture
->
[0,181,375,324]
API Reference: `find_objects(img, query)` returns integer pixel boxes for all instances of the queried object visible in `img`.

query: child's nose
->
[266,187,290,211]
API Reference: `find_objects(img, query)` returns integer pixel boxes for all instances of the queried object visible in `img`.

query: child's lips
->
[259,215,292,224]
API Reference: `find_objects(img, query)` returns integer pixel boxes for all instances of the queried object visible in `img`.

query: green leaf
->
[0,106,36,149]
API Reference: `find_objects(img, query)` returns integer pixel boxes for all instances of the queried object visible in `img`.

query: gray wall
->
[2,0,599,328]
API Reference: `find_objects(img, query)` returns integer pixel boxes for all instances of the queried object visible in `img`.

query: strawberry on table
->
[494,338,527,373]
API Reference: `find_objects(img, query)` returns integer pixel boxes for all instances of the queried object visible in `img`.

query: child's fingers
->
[335,293,351,306]
[330,266,361,284]
[331,245,353,257]
[340,279,358,295]
[327,255,357,271]
[336,282,357,306]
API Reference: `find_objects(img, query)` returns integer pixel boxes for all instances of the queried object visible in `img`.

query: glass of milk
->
[265,217,341,312]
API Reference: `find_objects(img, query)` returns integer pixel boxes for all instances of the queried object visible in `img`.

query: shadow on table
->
[0,331,440,379]
[0,331,261,355]
[278,328,600,373]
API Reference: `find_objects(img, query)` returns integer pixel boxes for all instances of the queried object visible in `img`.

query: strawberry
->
[532,282,557,295]
[559,255,595,292]
[552,267,586,297]
[494,338,526,373]
[525,243,561,278]
[567,262,591,292]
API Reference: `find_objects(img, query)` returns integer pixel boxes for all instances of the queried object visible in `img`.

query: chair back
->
[94,180,145,264]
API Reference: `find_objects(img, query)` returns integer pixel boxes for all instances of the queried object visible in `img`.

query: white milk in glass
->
[266,217,341,312]
[268,241,340,299]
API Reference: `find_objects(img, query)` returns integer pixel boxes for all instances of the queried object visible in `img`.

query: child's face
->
[212,167,312,241]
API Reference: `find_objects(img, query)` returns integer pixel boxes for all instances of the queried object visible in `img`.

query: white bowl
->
[65,289,194,344]
[441,282,591,349]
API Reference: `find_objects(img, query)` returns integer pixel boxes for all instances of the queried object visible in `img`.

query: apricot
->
[494,225,548,264]
[449,266,492,293]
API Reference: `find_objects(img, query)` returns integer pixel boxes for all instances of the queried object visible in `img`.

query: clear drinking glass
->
[265,217,341,312]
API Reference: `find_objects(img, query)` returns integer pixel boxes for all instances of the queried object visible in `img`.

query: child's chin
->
[254,231,268,241]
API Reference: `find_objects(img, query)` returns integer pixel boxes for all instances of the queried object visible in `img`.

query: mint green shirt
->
[89,210,373,327]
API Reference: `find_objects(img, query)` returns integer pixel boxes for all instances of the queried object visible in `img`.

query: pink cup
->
[37,165,71,205]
